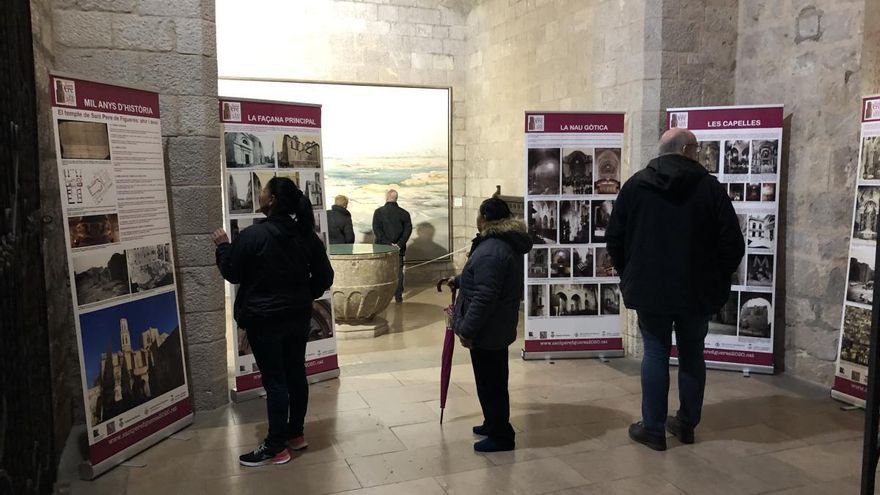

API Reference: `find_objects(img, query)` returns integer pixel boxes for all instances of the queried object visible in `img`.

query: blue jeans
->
[637,311,709,435]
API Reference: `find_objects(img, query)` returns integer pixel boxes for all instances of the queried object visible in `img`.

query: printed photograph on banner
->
[728,183,744,202]
[600,284,621,315]
[840,305,871,371]
[127,244,174,294]
[69,214,120,249]
[276,170,300,188]
[669,112,688,129]
[227,172,254,214]
[861,136,880,180]
[594,148,622,194]
[303,170,325,208]
[762,183,777,202]
[527,115,545,132]
[252,171,276,202]
[739,291,772,338]
[853,186,880,241]
[527,200,558,244]
[560,200,590,244]
[746,213,775,249]
[561,148,593,194]
[528,248,549,278]
[73,248,130,306]
[79,290,185,427]
[230,217,260,242]
[224,132,275,168]
[866,100,880,121]
[750,139,779,174]
[309,299,334,342]
[709,292,739,336]
[723,140,750,175]
[847,244,875,305]
[745,183,761,202]
[746,253,774,287]
[549,248,572,278]
[64,166,116,209]
[572,247,594,278]
[277,134,322,168]
[528,285,548,317]
[591,200,614,243]
[731,256,746,286]
[527,148,561,195]
[697,141,720,173]
[58,120,111,160]
[221,101,241,122]
[54,78,77,106]
[549,284,599,317]
[595,247,618,277]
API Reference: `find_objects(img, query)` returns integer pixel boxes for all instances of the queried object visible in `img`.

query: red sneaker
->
[288,436,309,451]
[239,443,291,467]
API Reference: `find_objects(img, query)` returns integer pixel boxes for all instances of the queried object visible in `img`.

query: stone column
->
[50,0,227,410]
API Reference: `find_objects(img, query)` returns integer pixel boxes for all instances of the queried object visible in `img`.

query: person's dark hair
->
[479,197,512,222]
[266,176,315,234]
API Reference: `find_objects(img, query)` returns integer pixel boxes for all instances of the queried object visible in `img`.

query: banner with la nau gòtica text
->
[523,112,626,359]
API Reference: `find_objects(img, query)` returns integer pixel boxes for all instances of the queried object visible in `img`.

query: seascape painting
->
[218,80,450,261]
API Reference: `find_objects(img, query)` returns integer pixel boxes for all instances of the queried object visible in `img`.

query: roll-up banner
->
[832,95,880,406]
[219,97,339,401]
[523,112,626,360]
[49,74,193,479]
[666,105,784,374]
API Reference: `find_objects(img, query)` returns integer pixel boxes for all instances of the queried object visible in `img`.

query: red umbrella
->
[437,279,457,424]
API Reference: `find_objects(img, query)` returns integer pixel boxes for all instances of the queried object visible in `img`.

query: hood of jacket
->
[331,204,351,217]
[471,217,533,255]
[639,154,708,201]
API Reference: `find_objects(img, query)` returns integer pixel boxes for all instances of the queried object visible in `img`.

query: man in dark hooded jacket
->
[606,128,745,451]
[444,197,533,453]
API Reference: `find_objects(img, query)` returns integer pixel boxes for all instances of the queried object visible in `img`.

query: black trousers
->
[247,310,311,450]
[470,347,515,444]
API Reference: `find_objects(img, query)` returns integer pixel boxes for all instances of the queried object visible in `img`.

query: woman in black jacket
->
[213,177,333,467]
[446,197,532,452]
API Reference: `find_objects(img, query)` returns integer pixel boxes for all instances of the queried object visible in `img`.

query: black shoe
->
[473,424,488,436]
[666,415,695,444]
[395,296,403,303]
[628,422,667,451]
[239,442,291,467]
[474,437,514,452]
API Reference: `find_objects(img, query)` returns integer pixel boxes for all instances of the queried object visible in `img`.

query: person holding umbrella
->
[442,197,532,452]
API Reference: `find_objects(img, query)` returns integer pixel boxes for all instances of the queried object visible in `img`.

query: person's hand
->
[212,228,229,246]
[459,336,473,349]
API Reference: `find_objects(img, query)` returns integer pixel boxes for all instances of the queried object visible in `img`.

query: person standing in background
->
[327,195,355,244]
[372,189,412,302]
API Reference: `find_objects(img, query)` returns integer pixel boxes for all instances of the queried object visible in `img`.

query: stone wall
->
[45,0,227,411]
[735,0,866,385]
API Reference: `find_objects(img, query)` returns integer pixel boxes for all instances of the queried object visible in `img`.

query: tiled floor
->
[65,285,871,494]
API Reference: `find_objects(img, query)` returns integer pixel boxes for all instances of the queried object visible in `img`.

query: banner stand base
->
[231,368,340,403]
[308,368,340,384]
[78,413,193,480]
[670,357,774,375]
[522,349,625,360]
[831,389,865,409]
[230,387,265,403]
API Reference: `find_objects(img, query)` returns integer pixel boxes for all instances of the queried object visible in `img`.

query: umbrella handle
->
[436,278,458,303]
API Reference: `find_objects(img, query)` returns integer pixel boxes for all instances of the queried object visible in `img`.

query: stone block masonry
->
[47,0,226,411]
